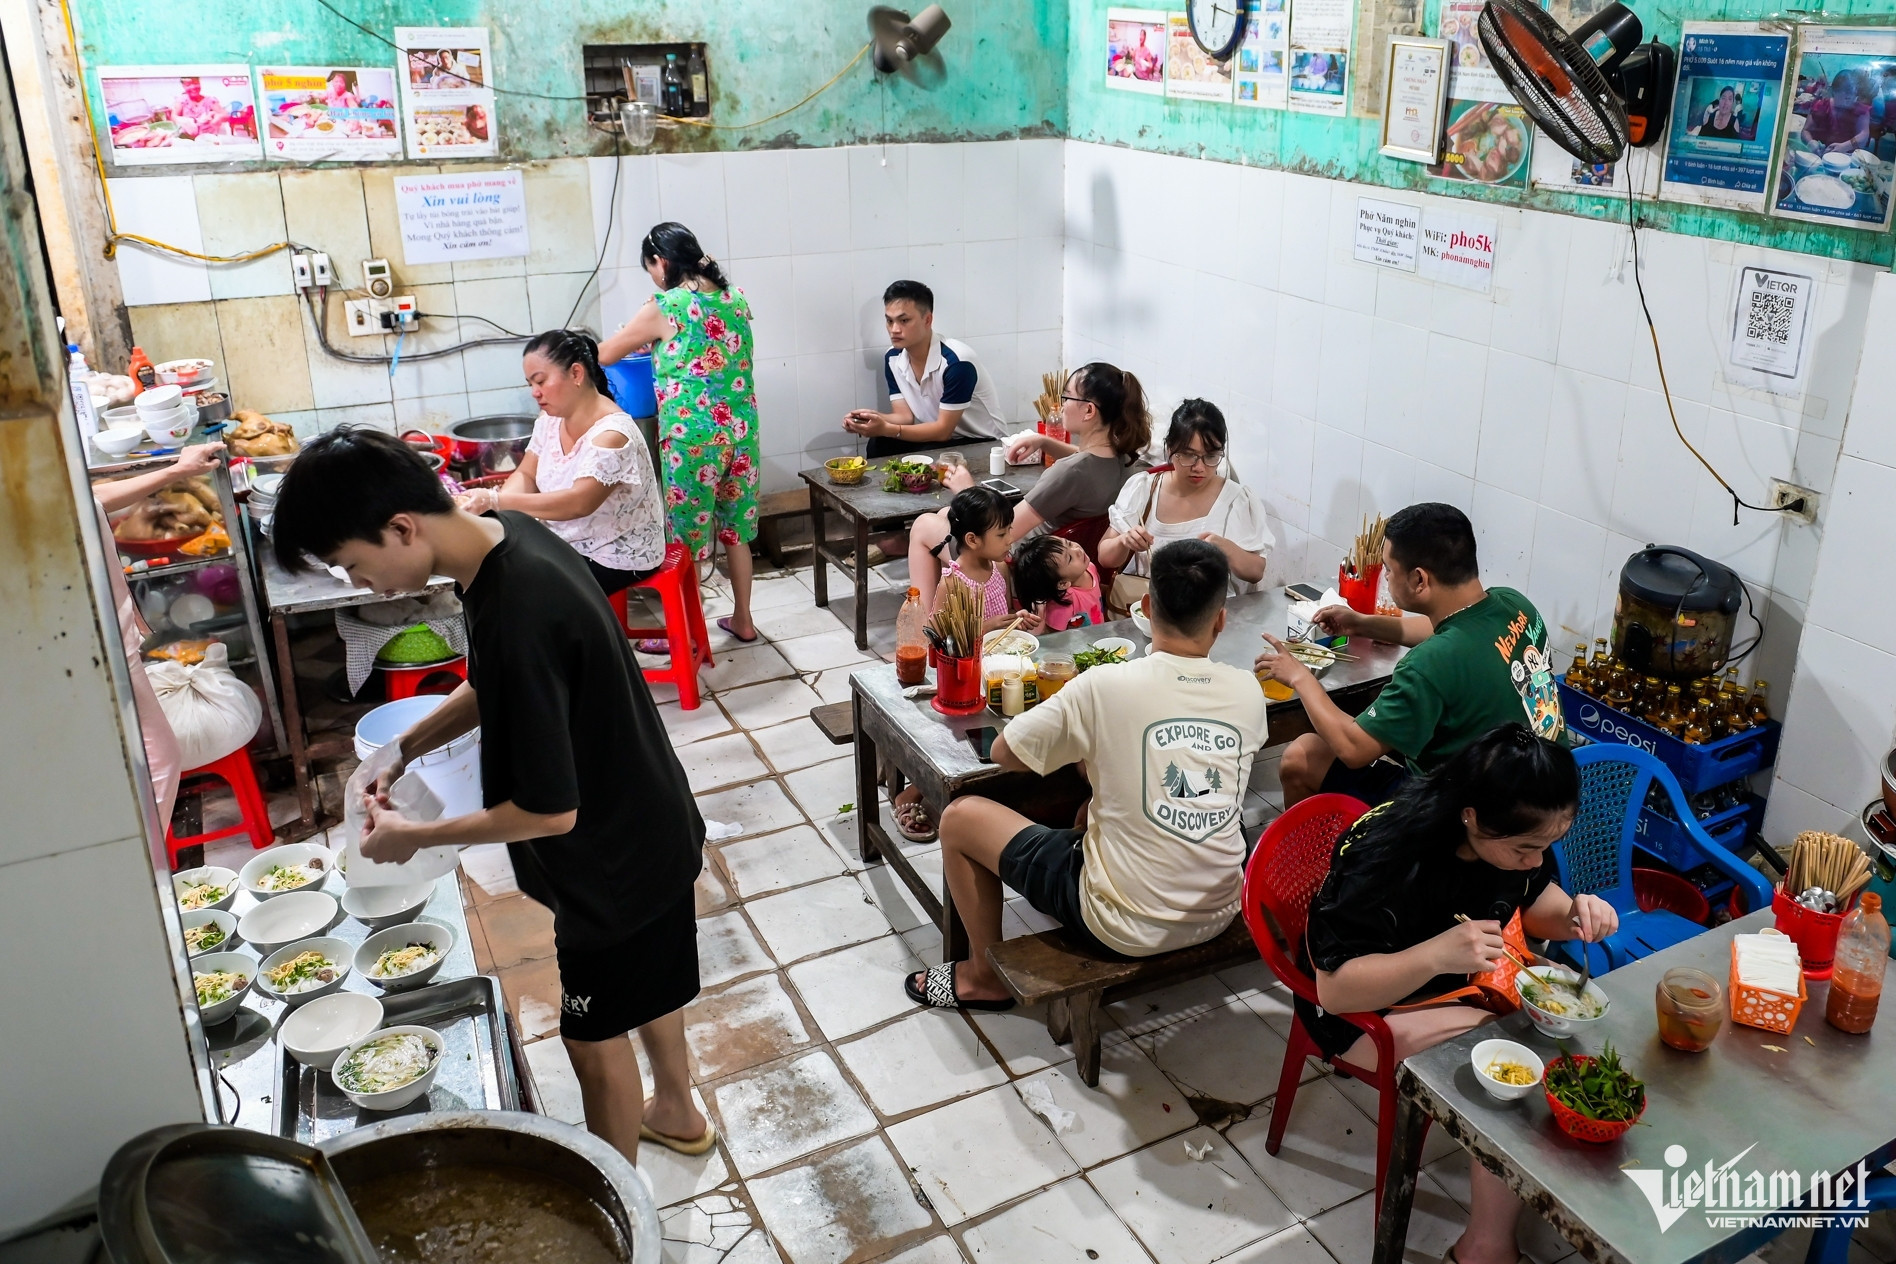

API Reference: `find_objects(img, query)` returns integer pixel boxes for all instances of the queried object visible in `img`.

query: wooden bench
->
[810,701,854,745]
[985,918,1260,1086]
[755,487,812,567]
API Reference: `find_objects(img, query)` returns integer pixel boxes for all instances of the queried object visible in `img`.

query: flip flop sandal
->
[904,962,1015,1012]
[635,638,670,655]
[893,801,937,843]
[639,1101,719,1156]
[717,616,759,644]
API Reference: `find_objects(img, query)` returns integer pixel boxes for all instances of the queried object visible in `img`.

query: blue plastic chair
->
[1552,744,1774,975]
[1805,1172,1896,1264]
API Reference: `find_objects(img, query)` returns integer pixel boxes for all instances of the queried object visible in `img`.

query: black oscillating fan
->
[1478,0,1675,164]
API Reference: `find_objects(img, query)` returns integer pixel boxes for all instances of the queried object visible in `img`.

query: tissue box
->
[1288,600,1349,650]
[1728,938,1806,1034]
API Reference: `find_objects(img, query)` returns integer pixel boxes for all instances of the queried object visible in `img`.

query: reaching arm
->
[598,297,673,364]
[1315,919,1510,1013]
[1313,605,1432,647]
[1520,883,1619,944]
[1255,635,1393,768]
[1004,502,1046,545]
[1201,531,1267,584]
[360,798,578,863]
[94,444,225,512]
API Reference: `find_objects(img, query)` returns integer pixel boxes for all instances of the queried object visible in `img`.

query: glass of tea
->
[1655,967,1724,1052]
[1036,654,1075,700]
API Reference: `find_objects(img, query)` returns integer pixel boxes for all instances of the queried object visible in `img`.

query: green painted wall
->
[72,0,1068,161]
[1066,0,1896,265]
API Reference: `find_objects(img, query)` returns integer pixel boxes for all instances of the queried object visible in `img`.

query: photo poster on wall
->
[1350,0,1422,116]
[394,27,498,159]
[1428,99,1532,187]
[1166,12,1237,101]
[1288,0,1354,116]
[96,65,261,165]
[1437,0,1512,103]
[1106,8,1170,94]
[1235,0,1292,109]
[1658,24,1789,213]
[1769,27,1896,232]
[257,67,402,162]
[1530,127,1661,195]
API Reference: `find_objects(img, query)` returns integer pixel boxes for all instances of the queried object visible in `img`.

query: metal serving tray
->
[273,974,520,1145]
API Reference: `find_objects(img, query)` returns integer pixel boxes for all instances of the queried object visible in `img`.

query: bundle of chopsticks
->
[1033,370,1064,425]
[1345,514,1387,578]
[1785,831,1873,910]
[927,575,984,660]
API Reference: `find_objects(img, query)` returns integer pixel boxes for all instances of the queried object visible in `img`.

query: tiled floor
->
[216,556,1896,1264]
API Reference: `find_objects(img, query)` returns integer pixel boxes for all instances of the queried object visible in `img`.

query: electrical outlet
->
[1769,479,1819,524]
[310,252,334,287]
[378,295,420,331]
[291,253,314,290]
[344,298,386,337]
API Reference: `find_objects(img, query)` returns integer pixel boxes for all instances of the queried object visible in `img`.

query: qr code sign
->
[1746,289,1797,345]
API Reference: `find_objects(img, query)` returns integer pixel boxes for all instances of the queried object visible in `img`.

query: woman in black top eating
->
[1299,724,1616,1264]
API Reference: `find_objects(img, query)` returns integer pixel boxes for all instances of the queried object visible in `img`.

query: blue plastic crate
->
[1633,794,1762,872]
[1558,678,1780,795]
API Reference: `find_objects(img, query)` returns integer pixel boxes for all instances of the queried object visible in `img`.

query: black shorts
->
[1317,756,1409,808]
[997,823,1124,959]
[556,893,700,1042]
[583,555,657,598]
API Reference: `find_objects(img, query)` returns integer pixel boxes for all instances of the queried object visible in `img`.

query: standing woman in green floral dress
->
[601,222,761,642]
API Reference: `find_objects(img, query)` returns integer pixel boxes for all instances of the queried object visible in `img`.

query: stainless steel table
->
[1373,910,1896,1264]
[253,524,456,839]
[851,588,1406,960]
[799,443,1047,650]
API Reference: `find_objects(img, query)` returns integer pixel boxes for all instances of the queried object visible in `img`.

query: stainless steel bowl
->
[318,1110,659,1261]
[446,414,535,475]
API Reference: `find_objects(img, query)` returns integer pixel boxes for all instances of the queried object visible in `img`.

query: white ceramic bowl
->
[1471,1038,1544,1102]
[340,880,435,931]
[156,358,214,385]
[355,921,456,993]
[1131,608,1152,638]
[254,936,353,1008]
[94,424,148,456]
[1519,965,1612,1039]
[240,842,335,900]
[180,908,240,957]
[983,628,1040,657]
[333,1024,445,1111]
[1089,636,1138,663]
[135,384,184,414]
[1823,150,1855,173]
[239,890,340,953]
[279,992,384,1070]
[143,408,196,445]
[190,951,255,1025]
[173,865,240,914]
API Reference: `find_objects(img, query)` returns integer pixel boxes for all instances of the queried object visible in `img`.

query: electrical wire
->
[566,136,623,330]
[301,288,529,364]
[670,43,873,130]
[1622,181,1804,527]
[418,310,534,338]
[309,0,590,103]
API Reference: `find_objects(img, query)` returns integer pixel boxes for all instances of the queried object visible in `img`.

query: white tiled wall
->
[1061,140,1870,693]
[112,141,1065,496]
[1764,271,1896,841]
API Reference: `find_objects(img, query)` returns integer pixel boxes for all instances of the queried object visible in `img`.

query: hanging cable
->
[1622,180,1804,527]
[566,136,622,330]
[670,44,872,130]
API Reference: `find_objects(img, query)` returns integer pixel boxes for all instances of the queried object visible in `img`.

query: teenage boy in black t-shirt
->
[270,427,710,1163]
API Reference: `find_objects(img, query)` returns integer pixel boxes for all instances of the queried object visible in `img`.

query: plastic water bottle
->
[67,345,100,440]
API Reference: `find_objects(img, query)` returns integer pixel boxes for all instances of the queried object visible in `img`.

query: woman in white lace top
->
[457,330,667,592]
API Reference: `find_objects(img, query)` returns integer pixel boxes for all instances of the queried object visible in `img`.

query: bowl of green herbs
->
[1543,1043,1645,1143]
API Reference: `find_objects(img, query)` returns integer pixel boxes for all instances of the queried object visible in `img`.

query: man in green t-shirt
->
[1255,502,1565,806]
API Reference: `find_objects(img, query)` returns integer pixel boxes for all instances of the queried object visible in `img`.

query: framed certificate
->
[1379,36,1451,163]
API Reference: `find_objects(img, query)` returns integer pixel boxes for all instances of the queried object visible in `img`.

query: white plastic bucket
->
[353,695,483,819]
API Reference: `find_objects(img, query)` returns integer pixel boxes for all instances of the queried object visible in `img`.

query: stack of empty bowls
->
[249,471,285,536]
[136,385,197,447]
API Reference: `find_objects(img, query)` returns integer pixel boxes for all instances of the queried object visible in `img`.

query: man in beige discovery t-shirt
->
[903,539,1271,1012]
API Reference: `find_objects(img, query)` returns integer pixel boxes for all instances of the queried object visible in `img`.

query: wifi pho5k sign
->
[1625,1143,1875,1232]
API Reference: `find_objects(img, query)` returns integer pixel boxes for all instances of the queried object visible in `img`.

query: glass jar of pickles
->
[1036,654,1075,700]
[1655,967,1724,1052]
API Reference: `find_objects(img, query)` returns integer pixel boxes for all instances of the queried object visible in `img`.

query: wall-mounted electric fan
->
[1477,0,1675,164]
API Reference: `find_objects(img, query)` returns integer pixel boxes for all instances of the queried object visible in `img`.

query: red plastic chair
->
[376,655,467,701]
[1241,792,1425,1207]
[608,543,715,710]
[165,746,275,869]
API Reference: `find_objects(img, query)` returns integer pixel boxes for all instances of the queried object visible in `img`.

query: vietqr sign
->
[394,170,528,265]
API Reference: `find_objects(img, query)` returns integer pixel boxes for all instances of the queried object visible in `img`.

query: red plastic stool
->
[165,746,275,870]
[609,543,715,709]
[377,655,468,701]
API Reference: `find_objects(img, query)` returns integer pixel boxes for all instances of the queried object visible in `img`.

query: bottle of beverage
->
[1826,892,1888,1034]
[67,345,101,440]
[895,586,928,686]
[1681,703,1709,746]
[1659,683,1688,736]
[127,345,155,395]
[1606,674,1634,712]
[1747,680,1772,726]
[1566,643,1591,695]
[687,45,710,117]
[661,53,689,117]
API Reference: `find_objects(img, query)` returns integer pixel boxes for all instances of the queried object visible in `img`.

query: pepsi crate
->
[1633,792,1763,873]
[1558,678,1780,795]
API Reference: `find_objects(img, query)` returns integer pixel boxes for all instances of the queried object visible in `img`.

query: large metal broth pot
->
[445,414,535,475]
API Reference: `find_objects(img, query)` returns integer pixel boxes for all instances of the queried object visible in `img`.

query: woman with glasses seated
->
[1100,399,1272,592]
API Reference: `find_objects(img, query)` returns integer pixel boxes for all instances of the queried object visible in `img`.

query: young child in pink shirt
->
[1010,534,1105,632]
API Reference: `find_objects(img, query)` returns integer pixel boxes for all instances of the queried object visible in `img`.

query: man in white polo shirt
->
[843,279,1007,457]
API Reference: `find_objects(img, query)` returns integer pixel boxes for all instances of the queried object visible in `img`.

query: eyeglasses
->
[1061,394,1093,407]
[1170,450,1225,470]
